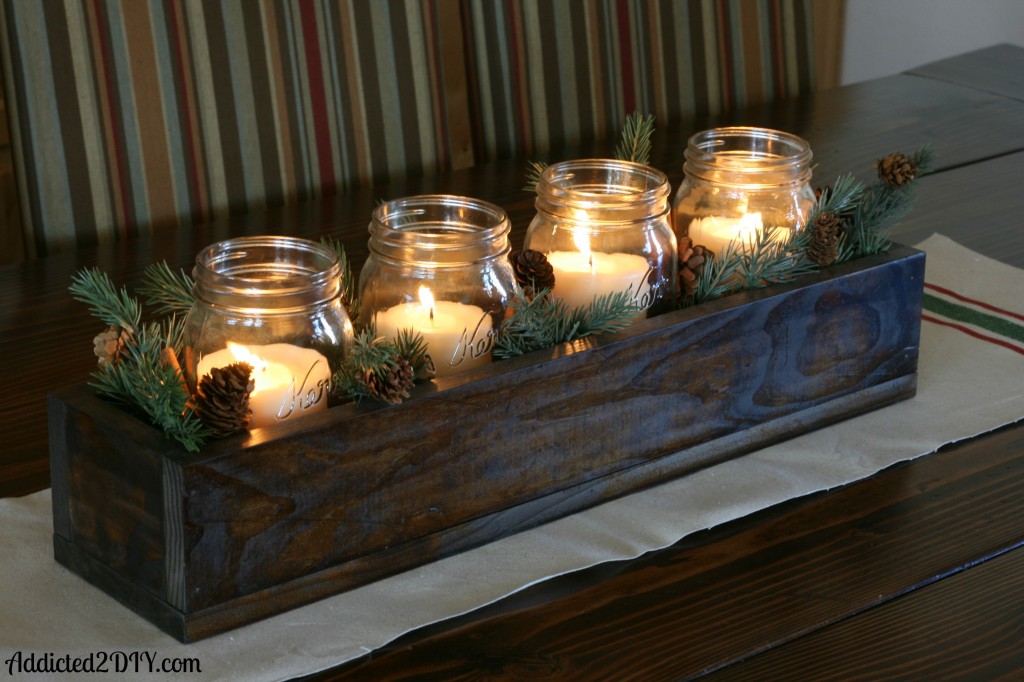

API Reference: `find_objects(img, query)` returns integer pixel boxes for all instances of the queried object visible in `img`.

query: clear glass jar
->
[185,236,354,428]
[358,195,516,378]
[524,159,677,318]
[673,127,815,255]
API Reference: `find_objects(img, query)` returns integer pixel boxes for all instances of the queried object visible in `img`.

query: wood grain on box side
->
[49,246,925,641]
[178,247,924,609]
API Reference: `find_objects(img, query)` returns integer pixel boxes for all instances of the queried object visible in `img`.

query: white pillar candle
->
[197,342,331,429]
[688,212,789,254]
[546,250,653,313]
[374,286,494,377]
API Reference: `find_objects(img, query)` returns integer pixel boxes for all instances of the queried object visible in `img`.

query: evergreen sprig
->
[320,235,360,320]
[614,112,655,165]
[689,144,936,304]
[836,144,936,262]
[690,241,743,304]
[331,327,433,404]
[69,268,142,336]
[89,321,209,452]
[738,226,816,289]
[139,261,195,316]
[686,225,814,306]
[524,111,656,192]
[523,160,549,193]
[809,174,864,222]
[71,268,204,450]
[394,327,435,381]
[493,287,639,359]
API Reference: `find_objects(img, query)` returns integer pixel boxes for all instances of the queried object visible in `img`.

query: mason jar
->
[673,127,815,255]
[358,195,516,378]
[185,236,353,428]
[524,159,677,318]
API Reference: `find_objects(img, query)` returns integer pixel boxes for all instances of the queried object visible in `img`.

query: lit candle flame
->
[225,342,270,393]
[418,285,436,324]
[572,230,594,271]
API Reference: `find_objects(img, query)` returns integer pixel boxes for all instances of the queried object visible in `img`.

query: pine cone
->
[195,362,254,437]
[92,325,131,368]
[511,249,556,292]
[807,212,842,267]
[678,237,710,297]
[876,152,918,188]
[363,356,415,405]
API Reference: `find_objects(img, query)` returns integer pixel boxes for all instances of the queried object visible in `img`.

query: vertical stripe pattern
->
[462,0,816,161]
[0,0,462,257]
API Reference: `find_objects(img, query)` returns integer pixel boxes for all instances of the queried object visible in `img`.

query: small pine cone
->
[678,237,710,297]
[876,152,918,188]
[511,249,556,292]
[195,362,254,437]
[92,325,131,368]
[364,357,415,405]
[807,212,841,267]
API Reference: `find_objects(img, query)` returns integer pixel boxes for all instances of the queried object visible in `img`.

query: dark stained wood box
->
[48,245,925,642]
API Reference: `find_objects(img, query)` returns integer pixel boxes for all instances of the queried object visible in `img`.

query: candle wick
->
[430,307,435,325]
[588,254,593,270]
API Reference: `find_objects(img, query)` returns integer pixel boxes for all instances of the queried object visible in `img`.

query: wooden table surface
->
[2,44,1023,680]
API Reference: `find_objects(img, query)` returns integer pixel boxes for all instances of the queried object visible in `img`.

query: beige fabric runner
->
[2,234,1022,682]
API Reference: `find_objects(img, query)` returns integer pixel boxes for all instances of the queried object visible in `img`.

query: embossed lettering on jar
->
[358,195,516,378]
[185,236,354,429]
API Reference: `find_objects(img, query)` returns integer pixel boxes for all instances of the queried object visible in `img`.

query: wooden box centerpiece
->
[48,244,925,642]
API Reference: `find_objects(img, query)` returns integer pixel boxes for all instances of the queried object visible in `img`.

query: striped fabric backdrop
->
[0,0,465,258]
[461,0,816,161]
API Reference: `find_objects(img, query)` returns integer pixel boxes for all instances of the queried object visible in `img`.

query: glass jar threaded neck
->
[368,195,511,268]
[683,127,812,188]
[192,236,341,313]
[535,159,671,225]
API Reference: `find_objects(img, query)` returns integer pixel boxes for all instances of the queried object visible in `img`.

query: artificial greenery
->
[138,260,195,315]
[69,237,375,448]
[71,126,933,447]
[320,235,360,320]
[493,287,640,359]
[69,268,142,337]
[613,112,655,165]
[684,144,936,307]
[837,145,936,261]
[331,327,434,404]
[70,268,206,451]
[524,111,656,192]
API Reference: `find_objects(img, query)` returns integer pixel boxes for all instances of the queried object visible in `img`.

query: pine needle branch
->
[494,287,638,359]
[614,112,656,165]
[395,327,435,381]
[331,327,433,404]
[690,241,744,305]
[69,268,142,336]
[90,321,208,451]
[810,173,864,221]
[139,261,195,316]
[910,143,937,176]
[320,235,360,320]
[524,160,549,193]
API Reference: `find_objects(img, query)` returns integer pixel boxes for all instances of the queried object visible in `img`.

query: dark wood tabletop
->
[2,44,1023,680]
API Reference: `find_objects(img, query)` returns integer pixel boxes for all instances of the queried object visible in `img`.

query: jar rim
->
[537,159,671,208]
[193,235,341,303]
[684,127,812,176]
[368,195,511,266]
